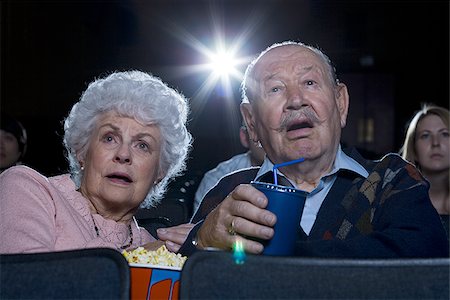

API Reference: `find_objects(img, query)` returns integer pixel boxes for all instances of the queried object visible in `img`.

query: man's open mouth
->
[287,120,313,132]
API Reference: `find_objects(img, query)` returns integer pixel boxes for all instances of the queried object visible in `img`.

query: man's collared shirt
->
[255,145,369,235]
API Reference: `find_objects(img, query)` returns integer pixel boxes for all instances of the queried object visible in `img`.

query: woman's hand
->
[157,223,195,252]
[196,183,276,254]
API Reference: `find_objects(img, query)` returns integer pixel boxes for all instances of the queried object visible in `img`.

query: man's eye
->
[306,80,316,86]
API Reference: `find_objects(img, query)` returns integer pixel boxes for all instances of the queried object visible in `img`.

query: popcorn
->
[122,245,187,268]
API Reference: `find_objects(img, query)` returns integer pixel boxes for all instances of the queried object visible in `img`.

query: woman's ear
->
[76,153,84,169]
[156,169,166,184]
[240,103,258,143]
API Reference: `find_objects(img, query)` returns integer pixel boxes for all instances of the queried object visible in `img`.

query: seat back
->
[180,250,450,299]
[135,198,189,236]
[0,248,130,299]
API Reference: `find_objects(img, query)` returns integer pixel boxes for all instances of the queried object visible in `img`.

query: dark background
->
[1,0,449,211]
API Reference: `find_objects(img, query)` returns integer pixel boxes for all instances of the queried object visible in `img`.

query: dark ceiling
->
[1,0,449,186]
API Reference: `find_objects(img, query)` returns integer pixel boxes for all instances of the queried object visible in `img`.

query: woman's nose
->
[431,135,441,147]
[114,145,132,164]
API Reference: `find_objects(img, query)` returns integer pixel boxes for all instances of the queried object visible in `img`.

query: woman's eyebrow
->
[134,132,158,143]
[98,123,119,131]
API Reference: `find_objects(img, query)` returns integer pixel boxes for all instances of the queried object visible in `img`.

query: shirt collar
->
[255,145,369,181]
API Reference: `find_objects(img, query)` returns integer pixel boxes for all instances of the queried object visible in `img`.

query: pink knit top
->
[0,165,155,254]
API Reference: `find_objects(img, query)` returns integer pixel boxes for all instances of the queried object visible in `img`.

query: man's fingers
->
[157,223,195,245]
[231,216,274,240]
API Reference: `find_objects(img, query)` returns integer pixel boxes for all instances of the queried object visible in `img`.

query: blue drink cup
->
[251,181,308,256]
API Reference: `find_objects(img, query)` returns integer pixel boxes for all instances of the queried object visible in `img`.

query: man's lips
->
[286,120,313,132]
[106,172,133,184]
[284,119,314,139]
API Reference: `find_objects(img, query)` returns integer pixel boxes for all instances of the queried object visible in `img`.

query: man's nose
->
[285,86,304,110]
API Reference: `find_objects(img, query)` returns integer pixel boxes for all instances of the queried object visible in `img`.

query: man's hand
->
[142,240,165,251]
[157,223,195,252]
[196,183,277,254]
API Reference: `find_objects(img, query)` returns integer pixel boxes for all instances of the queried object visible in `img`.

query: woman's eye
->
[305,80,316,86]
[137,142,150,151]
[102,134,115,143]
[270,87,280,93]
[419,133,430,140]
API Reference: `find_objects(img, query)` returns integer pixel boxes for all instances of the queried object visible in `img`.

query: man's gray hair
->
[241,41,339,104]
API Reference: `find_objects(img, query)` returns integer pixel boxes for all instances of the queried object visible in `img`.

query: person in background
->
[192,123,265,213]
[171,41,448,257]
[0,70,192,254]
[400,104,449,238]
[0,114,27,173]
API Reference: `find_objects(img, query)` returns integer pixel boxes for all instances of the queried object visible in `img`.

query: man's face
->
[242,45,348,166]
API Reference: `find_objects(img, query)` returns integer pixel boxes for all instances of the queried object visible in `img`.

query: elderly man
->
[160,41,448,258]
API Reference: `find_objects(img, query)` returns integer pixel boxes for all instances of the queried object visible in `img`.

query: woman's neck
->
[423,170,450,215]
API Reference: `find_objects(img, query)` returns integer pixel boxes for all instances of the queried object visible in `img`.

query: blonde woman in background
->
[400,104,449,238]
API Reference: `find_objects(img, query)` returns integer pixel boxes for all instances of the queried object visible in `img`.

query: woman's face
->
[79,111,164,216]
[0,129,21,169]
[415,114,450,174]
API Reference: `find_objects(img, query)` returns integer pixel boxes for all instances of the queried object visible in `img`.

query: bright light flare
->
[156,6,264,117]
[207,49,240,78]
[232,239,246,265]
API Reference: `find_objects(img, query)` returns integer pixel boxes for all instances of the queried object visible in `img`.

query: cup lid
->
[251,181,308,196]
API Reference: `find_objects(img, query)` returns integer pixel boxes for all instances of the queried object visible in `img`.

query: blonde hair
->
[400,103,449,168]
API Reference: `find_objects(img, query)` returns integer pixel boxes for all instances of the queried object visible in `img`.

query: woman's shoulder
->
[1,165,74,193]
[0,165,48,183]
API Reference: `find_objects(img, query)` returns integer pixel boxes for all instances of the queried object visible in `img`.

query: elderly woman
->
[0,70,192,253]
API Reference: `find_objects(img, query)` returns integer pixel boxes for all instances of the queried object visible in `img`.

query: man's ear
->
[336,83,349,128]
[240,103,258,143]
[239,126,250,149]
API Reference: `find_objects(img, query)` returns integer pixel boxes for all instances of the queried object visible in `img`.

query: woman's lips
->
[430,153,444,159]
[106,172,133,185]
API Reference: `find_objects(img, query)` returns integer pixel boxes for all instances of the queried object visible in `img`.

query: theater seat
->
[0,248,130,299]
[180,250,450,299]
[135,198,189,236]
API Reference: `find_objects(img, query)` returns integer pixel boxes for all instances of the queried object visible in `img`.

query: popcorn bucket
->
[123,246,186,300]
[130,263,181,300]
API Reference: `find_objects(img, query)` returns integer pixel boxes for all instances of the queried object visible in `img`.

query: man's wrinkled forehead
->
[253,45,320,79]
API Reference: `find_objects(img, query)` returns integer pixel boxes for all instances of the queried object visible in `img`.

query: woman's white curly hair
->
[63,70,192,208]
